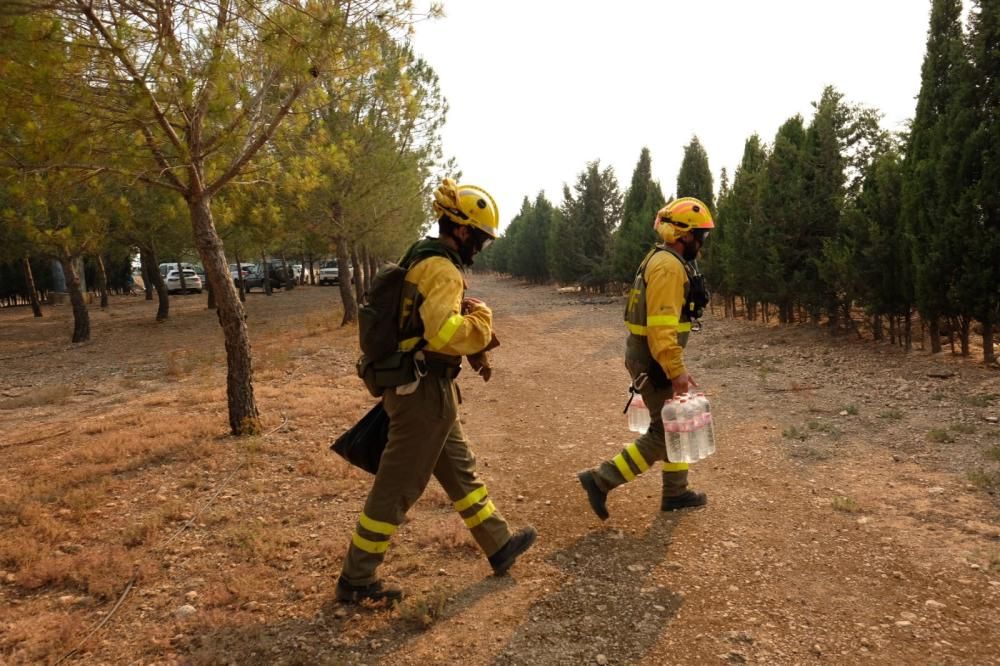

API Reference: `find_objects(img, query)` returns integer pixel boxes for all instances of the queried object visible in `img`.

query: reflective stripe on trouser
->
[341,375,511,586]
[591,382,691,498]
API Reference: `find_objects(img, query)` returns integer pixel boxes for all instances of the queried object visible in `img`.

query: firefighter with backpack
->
[336,179,537,604]
[577,198,715,520]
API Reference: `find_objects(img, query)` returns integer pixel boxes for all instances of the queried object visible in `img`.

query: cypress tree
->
[803,86,849,330]
[717,135,769,319]
[960,0,1000,363]
[612,148,665,282]
[760,116,808,322]
[676,135,715,211]
[903,0,966,353]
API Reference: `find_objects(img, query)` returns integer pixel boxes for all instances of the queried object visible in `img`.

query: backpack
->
[358,262,414,362]
[355,240,452,396]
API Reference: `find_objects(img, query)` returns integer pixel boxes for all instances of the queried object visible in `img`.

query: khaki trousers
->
[590,383,691,499]
[341,374,511,585]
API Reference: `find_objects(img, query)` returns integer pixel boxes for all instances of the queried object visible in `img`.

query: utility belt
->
[421,356,462,379]
[357,350,460,397]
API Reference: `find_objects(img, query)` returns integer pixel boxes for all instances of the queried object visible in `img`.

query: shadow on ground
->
[492,514,682,665]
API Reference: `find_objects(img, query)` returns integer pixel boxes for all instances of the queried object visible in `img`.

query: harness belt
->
[423,357,462,379]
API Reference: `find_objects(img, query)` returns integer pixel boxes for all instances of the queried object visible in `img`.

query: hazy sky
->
[410,1,932,233]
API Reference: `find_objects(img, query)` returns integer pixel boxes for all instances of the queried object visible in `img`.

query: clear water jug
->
[627,392,650,433]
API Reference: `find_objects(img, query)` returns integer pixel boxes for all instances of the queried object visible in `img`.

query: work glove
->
[467,351,492,382]
[466,331,500,382]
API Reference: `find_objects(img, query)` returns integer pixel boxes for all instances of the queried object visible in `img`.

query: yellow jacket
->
[403,256,492,356]
[643,250,689,379]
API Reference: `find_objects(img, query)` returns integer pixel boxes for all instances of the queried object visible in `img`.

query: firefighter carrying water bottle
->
[577,197,715,519]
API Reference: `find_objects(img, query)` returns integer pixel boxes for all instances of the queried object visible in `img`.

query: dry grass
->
[17,544,138,600]
[831,496,862,513]
[416,517,477,553]
[0,612,84,663]
[0,384,73,410]
[0,289,372,663]
[165,349,222,378]
[397,588,449,629]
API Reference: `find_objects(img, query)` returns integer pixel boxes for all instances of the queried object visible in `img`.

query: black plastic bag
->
[330,401,389,474]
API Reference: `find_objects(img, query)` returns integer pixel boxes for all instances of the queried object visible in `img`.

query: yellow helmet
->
[433,178,500,239]
[654,197,715,243]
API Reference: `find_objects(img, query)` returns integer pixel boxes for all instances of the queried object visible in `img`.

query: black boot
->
[577,470,609,520]
[660,490,707,512]
[335,577,404,604]
[489,526,537,575]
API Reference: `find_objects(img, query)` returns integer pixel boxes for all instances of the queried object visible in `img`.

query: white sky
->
[410,0,933,234]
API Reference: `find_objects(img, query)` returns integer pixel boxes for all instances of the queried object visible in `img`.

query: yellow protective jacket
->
[624,246,691,381]
[398,242,492,360]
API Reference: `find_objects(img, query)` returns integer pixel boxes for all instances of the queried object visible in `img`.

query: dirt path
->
[1,276,998,664]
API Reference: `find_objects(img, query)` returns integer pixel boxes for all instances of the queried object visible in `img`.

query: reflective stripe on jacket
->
[398,249,492,359]
[624,246,691,379]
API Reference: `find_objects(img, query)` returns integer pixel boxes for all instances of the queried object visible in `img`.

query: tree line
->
[1,1,451,434]
[477,0,998,366]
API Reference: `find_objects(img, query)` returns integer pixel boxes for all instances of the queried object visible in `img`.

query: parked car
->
[260,261,296,287]
[159,262,198,277]
[165,269,202,294]
[229,263,254,282]
[319,261,340,285]
[241,265,289,292]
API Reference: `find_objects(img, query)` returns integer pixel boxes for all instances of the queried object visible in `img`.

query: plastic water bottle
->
[662,399,682,462]
[687,392,708,459]
[627,392,650,433]
[697,392,716,457]
[677,397,694,463]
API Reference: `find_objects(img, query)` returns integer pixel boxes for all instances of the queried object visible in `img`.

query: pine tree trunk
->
[140,251,154,300]
[983,320,996,365]
[178,258,188,294]
[873,314,883,342]
[262,252,272,296]
[235,248,246,302]
[336,239,357,325]
[150,246,170,321]
[366,252,378,292]
[959,315,970,357]
[22,256,43,317]
[96,255,109,308]
[929,317,942,353]
[308,253,315,286]
[59,255,90,343]
[281,253,294,290]
[189,195,261,436]
[351,247,364,306]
